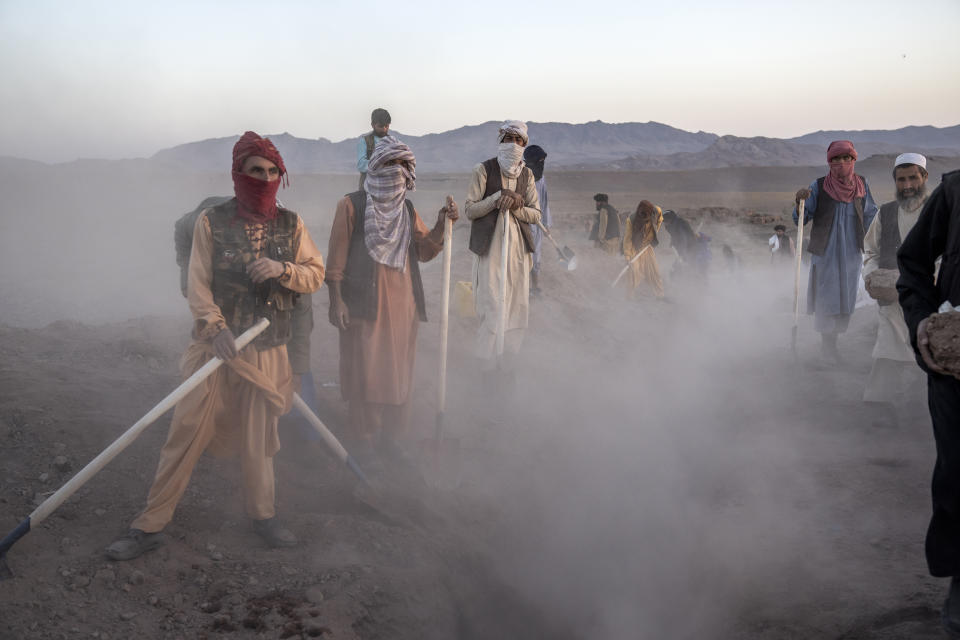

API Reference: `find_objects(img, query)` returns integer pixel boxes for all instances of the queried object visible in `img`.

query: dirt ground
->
[0,165,952,639]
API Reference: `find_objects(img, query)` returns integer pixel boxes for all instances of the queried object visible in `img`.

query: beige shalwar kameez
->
[465,162,541,367]
[132,213,324,533]
[623,213,665,299]
[862,203,923,402]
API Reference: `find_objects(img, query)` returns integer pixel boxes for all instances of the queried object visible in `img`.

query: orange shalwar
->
[325,197,444,443]
[623,212,664,299]
[132,212,324,532]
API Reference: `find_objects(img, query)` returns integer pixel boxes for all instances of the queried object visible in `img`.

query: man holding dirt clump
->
[793,140,879,363]
[105,132,325,560]
[896,168,960,635]
[861,153,929,407]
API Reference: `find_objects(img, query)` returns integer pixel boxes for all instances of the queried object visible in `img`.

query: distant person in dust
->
[590,193,621,254]
[896,168,960,635]
[793,140,878,363]
[622,200,665,298]
[523,144,551,298]
[105,132,325,560]
[466,121,541,391]
[326,136,458,464]
[768,224,794,265]
[861,153,929,407]
[356,108,391,190]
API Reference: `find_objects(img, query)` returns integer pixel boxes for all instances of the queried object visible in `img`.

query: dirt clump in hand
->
[928,312,960,374]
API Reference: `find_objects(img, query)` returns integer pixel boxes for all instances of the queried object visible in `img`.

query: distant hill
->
[38,121,960,173]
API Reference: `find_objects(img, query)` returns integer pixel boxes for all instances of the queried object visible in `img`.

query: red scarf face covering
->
[822,141,865,203]
[233,171,281,222]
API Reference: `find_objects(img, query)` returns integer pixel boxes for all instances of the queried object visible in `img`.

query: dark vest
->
[342,191,427,322]
[468,158,535,256]
[877,201,903,270]
[601,204,621,239]
[208,200,298,350]
[806,176,866,256]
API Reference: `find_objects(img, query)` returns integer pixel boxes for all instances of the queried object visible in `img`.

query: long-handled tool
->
[537,221,577,271]
[791,200,806,358]
[611,245,651,288]
[291,393,368,486]
[433,198,457,451]
[0,318,271,579]
[496,206,510,360]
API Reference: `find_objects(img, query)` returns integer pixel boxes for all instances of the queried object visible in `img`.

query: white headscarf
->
[363,136,416,269]
[497,120,528,178]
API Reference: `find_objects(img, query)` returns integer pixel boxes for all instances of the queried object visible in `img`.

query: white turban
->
[498,120,529,145]
[894,152,926,169]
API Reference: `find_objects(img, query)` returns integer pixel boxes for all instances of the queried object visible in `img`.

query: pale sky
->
[1,0,958,163]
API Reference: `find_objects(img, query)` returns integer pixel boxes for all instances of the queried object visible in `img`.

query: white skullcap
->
[894,152,927,169]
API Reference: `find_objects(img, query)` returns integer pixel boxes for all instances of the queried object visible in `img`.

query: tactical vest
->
[342,191,427,322]
[468,158,535,256]
[806,176,866,256]
[208,200,298,349]
[358,133,378,190]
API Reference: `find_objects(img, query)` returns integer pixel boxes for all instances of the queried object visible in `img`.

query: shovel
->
[424,197,462,476]
[611,245,651,288]
[791,200,806,358]
[497,206,510,360]
[537,221,576,271]
[0,318,271,580]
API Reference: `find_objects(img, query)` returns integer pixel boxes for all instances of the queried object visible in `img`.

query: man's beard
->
[897,183,927,211]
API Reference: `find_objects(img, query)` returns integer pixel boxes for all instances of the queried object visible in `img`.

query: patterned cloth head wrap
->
[823,140,865,203]
[362,136,416,269]
[498,120,529,145]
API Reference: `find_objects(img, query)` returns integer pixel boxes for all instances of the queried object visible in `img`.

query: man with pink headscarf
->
[793,140,879,362]
[106,132,326,560]
[327,136,459,466]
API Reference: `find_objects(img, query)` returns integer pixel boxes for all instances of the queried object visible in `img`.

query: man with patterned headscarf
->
[106,132,326,560]
[794,140,879,362]
[327,136,458,463]
[862,153,929,407]
[622,200,665,298]
[465,120,542,389]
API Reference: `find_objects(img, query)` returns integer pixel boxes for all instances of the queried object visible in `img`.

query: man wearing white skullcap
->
[465,120,542,396]
[861,153,929,411]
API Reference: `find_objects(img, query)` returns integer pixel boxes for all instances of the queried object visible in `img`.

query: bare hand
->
[440,195,460,223]
[918,316,951,375]
[249,257,285,284]
[496,189,523,212]
[795,188,811,204]
[329,298,350,330]
[213,328,238,361]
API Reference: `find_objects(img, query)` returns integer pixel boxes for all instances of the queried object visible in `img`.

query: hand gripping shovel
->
[0,318,271,579]
[791,200,806,359]
[537,221,577,271]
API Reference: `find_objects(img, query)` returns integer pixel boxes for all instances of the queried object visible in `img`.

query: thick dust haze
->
[0,159,942,638]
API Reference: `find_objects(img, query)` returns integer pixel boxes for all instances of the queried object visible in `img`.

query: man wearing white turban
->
[862,153,930,409]
[465,121,542,390]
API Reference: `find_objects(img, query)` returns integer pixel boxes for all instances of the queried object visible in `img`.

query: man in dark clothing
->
[591,193,621,254]
[896,168,960,635]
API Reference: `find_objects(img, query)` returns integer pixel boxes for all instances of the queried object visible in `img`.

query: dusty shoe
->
[253,517,297,548]
[104,528,164,561]
[944,577,960,637]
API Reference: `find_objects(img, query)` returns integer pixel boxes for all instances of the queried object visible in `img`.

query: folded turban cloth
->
[824,140,865,203]
[498,120,529,145]
[232,131,287,184]
[231,131,288,221]
[594,193,609,203]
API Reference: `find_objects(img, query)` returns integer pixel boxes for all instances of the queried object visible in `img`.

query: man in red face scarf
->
[105,132,325,560]
[793,140,879,362]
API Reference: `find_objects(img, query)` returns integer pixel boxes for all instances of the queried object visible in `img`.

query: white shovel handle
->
[29,318,270,525]
[611,245,650,288]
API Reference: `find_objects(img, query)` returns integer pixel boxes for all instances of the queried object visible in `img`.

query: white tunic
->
[464,161,541,360]
[862,203,923,362]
